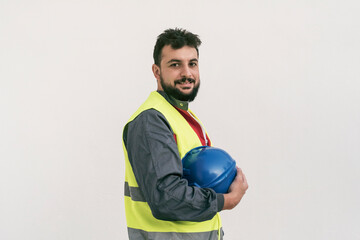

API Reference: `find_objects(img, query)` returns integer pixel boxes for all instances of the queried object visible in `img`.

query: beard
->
[160,76,200,102]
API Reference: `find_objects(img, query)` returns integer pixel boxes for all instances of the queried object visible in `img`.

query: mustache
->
[174,77,196,85]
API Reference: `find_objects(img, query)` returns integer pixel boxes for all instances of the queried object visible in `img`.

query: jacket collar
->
[157,90,189,110]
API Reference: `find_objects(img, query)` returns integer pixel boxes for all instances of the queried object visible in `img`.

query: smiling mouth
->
[175,78,195,85]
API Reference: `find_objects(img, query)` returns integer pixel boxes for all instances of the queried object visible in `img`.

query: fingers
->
[242,172,248,189]
[236,167,244,181]
[236,167,248,188]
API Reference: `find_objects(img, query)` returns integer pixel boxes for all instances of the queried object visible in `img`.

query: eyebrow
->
[166,58,198,64]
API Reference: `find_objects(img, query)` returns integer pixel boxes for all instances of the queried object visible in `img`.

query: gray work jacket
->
[123,91,224,222]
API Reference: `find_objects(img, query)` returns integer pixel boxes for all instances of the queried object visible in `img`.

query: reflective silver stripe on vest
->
[124,182,146,202]
[128,227,224,240]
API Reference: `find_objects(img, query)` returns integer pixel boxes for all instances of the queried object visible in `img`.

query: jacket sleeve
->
[123,109,224,222]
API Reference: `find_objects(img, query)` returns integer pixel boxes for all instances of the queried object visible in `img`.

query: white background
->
[1,0,359,239]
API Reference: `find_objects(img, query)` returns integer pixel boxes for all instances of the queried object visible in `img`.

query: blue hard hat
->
[182,146,237,193]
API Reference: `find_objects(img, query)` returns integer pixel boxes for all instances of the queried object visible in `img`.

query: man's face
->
[153,45,200,102]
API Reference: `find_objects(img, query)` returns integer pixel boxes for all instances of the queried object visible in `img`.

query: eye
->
[170,63,180,67]
[189,62,198,67]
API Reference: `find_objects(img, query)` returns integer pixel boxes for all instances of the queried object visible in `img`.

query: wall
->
[1,1,359,239]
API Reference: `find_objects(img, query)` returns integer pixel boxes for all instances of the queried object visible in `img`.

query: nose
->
[180,65,192,78]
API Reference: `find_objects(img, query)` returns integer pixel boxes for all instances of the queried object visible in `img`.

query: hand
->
[222,167,248,210]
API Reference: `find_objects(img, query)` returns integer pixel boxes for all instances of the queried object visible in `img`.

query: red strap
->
[174,107,211,146]
[173,134,177,144]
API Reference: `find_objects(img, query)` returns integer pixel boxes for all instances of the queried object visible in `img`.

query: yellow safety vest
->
[123,91,222,239]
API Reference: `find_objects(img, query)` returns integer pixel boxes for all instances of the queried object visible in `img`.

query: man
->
[122,28,248,240]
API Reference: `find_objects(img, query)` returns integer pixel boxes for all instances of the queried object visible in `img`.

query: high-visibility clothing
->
[123,91,223,240]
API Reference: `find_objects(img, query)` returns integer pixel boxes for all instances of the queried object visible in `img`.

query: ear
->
[152,64,163,90]
[152,64,161,81]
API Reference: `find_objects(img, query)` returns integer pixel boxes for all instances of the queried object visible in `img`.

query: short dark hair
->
[153,28,202,66]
